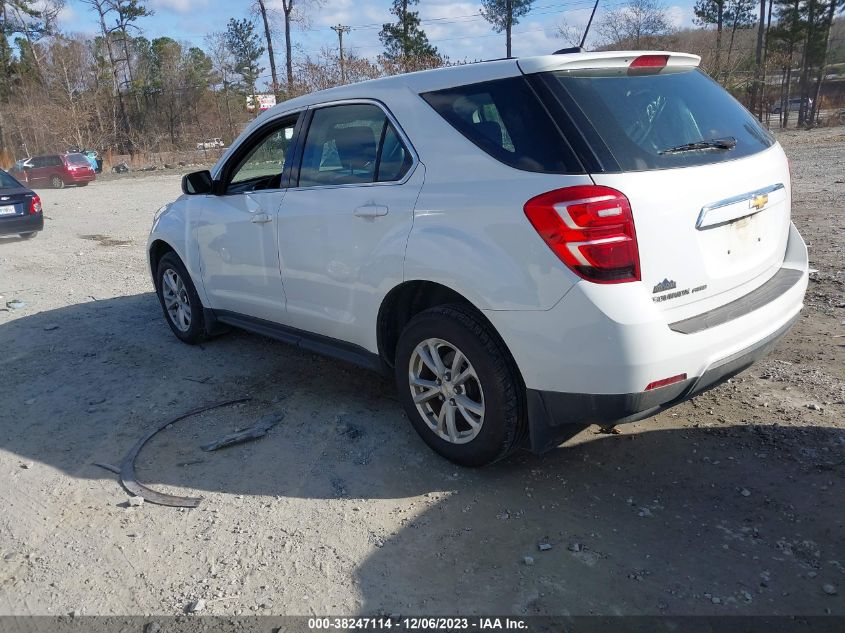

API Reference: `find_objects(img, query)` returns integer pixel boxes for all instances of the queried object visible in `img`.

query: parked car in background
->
[14,153,96,189]
[196,138,225,150]
[150,51,808,466]
[0,169,43,239]
[771,97,812,114]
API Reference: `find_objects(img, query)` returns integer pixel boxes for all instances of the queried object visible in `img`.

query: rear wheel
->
[395,305,526,467]
[51,176,64,189]
[155,252,205,344]
[77,182,89,187]
[19,232,37,239]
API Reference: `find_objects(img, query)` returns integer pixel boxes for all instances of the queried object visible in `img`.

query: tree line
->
[0,0,842,166]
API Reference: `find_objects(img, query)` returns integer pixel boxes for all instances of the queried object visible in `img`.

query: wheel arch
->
[148,239,176,280]
[376,280,519,377]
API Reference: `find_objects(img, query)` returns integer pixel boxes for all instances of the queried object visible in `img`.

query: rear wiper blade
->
[659,137,737,155]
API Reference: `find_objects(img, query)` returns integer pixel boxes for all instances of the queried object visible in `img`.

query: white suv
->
[148,51,809,466]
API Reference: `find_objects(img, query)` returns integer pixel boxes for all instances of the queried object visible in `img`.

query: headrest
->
[333,126,377,170]
[474,121,503,147]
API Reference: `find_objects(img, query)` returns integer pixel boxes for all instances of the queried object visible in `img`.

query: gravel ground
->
[0,129,843,617]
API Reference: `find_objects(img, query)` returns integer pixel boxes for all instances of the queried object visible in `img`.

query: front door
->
[277,102,424,349]
[196,114,300,323]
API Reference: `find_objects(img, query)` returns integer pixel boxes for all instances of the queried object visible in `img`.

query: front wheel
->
[155,252,206,344]
[395,305,526,467]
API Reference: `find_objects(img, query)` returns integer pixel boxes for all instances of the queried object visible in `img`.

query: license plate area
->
[0,205,18,216]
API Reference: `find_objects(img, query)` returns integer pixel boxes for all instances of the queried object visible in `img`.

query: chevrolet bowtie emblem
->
[750,193,769,211]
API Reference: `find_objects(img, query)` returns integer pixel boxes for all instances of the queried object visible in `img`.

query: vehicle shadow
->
[1,294,842,615]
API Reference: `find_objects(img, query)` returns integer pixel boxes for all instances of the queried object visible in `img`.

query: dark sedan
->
[0,169,43,239]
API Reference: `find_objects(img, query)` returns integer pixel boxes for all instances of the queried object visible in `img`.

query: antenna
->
[580,0,601,49]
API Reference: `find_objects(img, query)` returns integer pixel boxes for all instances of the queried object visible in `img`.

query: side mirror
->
[182,170,214,195]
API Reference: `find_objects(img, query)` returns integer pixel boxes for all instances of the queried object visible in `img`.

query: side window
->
[376,123,412,182]
[51,156,63,166]
[227,116,299,191]
[298,104,412,188]
[421,77,580,174]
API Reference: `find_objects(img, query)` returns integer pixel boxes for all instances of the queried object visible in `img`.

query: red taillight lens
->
[524,185,640,284]
[29,194,42,215]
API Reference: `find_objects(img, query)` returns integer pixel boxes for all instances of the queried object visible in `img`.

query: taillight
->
[524,185,640,284]
[29,194,42,215]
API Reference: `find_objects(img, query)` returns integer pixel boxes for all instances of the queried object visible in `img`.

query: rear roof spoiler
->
[517,51,701,75]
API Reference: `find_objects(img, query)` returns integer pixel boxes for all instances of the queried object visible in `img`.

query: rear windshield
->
[66,153,90,166]
[0,170,21,188]
[421,77,581,174]
[542,68,774,171]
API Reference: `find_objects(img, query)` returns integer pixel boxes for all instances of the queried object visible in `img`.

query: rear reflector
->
[524,185,640,284]
[630,55,669,69]
[29,194,42,215]
[645,373,687,391]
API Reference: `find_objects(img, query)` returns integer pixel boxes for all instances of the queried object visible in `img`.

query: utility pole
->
[331,24,351,84]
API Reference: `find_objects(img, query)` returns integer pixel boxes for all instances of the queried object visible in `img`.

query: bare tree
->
[556,16,584,47]
[253,0,279,96]
[597,0,675,48]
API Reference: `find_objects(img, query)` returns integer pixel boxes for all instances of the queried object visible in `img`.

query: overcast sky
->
[56,0,697,78]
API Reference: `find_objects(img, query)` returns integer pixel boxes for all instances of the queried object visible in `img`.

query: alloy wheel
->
[161,268,192,332]
[408,337,485,444]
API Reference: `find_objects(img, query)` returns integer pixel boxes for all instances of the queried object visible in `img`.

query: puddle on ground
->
[79,234,133,247]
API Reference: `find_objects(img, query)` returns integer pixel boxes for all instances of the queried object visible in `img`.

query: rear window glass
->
[67,153,90,166]
[543,68,774,171]
[421,77,581,174]
[0,170,21,188]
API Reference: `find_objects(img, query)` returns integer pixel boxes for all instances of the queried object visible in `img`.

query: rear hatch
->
[0,171,34,219]
[522,53,791,321]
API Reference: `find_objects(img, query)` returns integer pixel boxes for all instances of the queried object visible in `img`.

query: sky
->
[55,0,699,79]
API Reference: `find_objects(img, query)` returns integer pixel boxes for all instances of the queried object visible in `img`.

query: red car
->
[14,153,96,189]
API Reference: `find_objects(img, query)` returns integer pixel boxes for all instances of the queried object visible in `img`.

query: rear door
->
[276,101,424,349]
[26,157,49,186]
[532,61,790,321]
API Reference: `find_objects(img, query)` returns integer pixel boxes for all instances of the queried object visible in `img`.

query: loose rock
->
[187,599,206,613]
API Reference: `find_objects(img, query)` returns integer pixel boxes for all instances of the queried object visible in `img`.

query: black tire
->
[155,252,206,344]
[77,182,89,187]
[51,176,64,189]
[395,304,526,467]
[19,232,37,239]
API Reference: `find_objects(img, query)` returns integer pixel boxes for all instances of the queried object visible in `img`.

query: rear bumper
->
[0,213,43,236]
[525,313,799,452]
[67,172,96,183]
[484,222,809,453]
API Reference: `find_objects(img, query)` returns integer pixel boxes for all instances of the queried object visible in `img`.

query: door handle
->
[353,204,389,218]
[251,213,272,224]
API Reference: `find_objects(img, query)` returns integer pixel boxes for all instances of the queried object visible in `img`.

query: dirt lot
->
[0,129,843,618]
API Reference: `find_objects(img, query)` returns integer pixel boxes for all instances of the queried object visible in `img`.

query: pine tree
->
[379,0,439,71]
[480,0,535,58]
[224,18,265,105]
